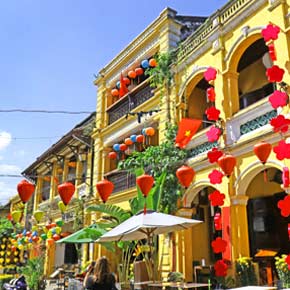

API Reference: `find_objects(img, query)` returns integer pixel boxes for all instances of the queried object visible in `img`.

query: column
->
[230,195,250,261]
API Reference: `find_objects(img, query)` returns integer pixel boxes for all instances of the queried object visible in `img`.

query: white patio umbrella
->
[96,211,202,242]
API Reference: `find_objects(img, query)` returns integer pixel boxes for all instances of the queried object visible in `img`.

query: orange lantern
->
[111,89,119,97]
[145,127,155,136]
[218,154,236,177]
[108,152,117,160]
[57,182,75,206]
[135,67,143,76]
[128,70,137,79]
[47,238,54,246]
[125,138,133,146]
[149,58,157,67]
[96,179,114,203]
[176,165,195,188]
[17,180,35,203]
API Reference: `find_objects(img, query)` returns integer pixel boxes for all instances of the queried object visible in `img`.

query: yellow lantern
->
[11,211,22,223]
[58,201,67,213]
[33,210,44,223]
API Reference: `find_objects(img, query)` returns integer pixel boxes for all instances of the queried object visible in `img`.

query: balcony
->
[226,98,277,145]
[107,81,154,125]
[105,170,136,194]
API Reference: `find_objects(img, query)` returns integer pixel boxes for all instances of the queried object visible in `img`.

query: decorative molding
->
[230,195,249,205]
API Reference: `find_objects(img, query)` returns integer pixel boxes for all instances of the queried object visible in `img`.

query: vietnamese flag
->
[119,73,129,98]
[175,118,202,149]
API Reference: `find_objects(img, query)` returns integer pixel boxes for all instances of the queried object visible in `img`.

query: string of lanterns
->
[110,57,157,99]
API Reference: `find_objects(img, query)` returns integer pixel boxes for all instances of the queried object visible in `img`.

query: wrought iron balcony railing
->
[107,81,154,125]
[105,170,136,194]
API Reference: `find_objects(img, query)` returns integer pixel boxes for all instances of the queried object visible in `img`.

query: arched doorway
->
[245,167,290,284]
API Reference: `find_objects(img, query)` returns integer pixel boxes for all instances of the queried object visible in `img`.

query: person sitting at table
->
[84,256,117,290]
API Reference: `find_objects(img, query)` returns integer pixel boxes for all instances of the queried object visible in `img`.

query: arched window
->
[238,39,274,109]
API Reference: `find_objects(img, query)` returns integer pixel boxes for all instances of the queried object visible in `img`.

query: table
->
[228,286,277,290]
[148,282,210,289]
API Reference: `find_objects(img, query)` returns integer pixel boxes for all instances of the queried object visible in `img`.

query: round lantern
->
[17,180,35,203]
[33,211,44,223]
[123,77,130,86]
[218,154,236,177]
[58,201,67,213]
[116,81,120,89]
[108,152,117,160]
[136,135,144,143]
[145,127,155,136]
[119,143,128,151]
[11,211,22,223]
[130,135,137,143]
[111,89,119,97]
[113,144,120,152]
[128,70,137,79]
[53,234,60,241]
[176,165,195,188]
[96,179,114,203]
[149,58,157,67]
[141,59,149,69]
[253,141,272,164]
[135,67,143,76]
[136,174,154,197]
[57,182,75,206]
[47,238,54,246]
[125,138,133,146]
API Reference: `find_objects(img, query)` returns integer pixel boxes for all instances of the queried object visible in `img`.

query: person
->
[84,256,117,290]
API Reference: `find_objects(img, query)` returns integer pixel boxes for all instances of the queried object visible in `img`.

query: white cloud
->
[0,164,21,175]
[0,181,17,205]
[0,131,12,151]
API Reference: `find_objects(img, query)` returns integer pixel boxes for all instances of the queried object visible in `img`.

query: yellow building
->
[22,113,96,275]
[92,0,290,284]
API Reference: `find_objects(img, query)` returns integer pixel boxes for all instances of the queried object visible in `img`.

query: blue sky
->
[0,0,228,204]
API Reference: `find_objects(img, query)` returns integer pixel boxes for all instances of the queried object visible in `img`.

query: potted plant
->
[275,255,290,289]
[17,256,45,290]
[235,257,257,287]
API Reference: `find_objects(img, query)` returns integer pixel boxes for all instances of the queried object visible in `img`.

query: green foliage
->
[17,256,45,290]
[235,257,257,287]
[275,255,290,288]
[0,218,18,237]
[86,203,132,223]
[119,124,188,213]
[145,51,175,90]
[73,197,85,231]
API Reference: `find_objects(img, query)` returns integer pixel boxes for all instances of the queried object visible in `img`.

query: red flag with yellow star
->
[175,118,202,149]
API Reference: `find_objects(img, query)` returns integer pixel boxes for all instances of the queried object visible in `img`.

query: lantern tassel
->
[264,169,268,182]
[144,199,147,215]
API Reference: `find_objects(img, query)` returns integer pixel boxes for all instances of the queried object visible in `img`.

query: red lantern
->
[96,179,114,203]
[135,67,143,76]
[57,182,75,206]
[149,58,157,67]
[218,154,236,177]
[176,165,195,188]
[17,180,35,203]
[111,89,119,97]
[123,77,130,86]
[128,70,137,79]
[125,138,133,146]
[119,143,128,151]
[136,135,144,143]
[207,87,216,102]
[253,141,272,164]
[283,167,290,188]
[108,152,117,160]
[214,212,222,231]
[53,234,60,241]
[32,236,39,242]
[136,174,154,197]
[47,238,54,246]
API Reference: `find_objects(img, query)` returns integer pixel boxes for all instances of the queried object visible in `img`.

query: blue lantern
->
[116,81,120,89]
[113,144,120,152]
[32,231,37,237]
[142,128,147,136]
[130,135,137,143]
[22,229,27,236]
[141,59,149,69]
